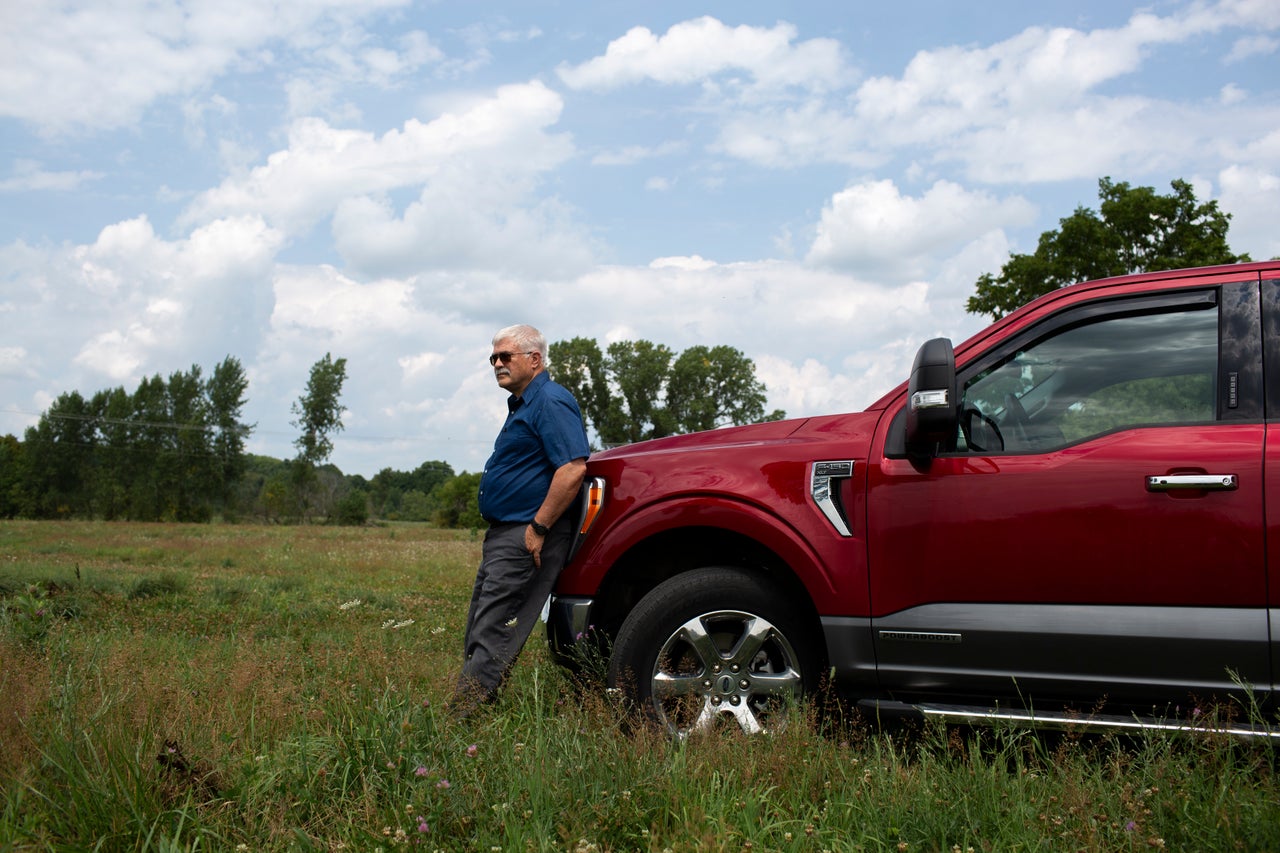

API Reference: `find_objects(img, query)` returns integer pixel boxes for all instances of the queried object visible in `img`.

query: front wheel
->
[607,567,821,738]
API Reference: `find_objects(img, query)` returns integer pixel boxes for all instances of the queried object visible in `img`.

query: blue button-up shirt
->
[478,371,590,524]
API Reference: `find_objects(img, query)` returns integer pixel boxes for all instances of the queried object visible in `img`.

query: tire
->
[607,567,820,738]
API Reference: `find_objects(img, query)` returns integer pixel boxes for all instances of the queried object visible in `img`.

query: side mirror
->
[905,337,958,457]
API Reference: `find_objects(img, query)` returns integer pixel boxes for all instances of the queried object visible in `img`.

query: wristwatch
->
[530,520,550,536]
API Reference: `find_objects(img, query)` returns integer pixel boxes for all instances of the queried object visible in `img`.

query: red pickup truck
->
[548,261,1280,738]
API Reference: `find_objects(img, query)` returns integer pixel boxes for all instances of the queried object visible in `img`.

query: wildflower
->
[505,617,518,628]
[431,626,446,635]
[466,744,478,757]
[417,817,429,833]
[436,779,451,789]
[339,599,362,610]
[415,766,429,777]
[1125,821,1138,832]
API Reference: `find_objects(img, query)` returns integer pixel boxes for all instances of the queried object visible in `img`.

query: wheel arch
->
[587,523,827,671]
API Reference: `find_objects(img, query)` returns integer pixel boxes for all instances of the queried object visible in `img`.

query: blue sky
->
[2,0,1277,477]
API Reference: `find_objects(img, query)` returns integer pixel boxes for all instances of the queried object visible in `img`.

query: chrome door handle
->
[1146,474,1237,492]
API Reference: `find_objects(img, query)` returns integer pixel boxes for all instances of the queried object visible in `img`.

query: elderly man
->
[453,324,590,714]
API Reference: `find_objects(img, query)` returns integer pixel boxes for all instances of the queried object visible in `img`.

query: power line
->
[0,407,493,446]
[1,407,247,433]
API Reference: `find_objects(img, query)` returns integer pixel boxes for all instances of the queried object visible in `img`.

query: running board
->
[859,700,1280,740]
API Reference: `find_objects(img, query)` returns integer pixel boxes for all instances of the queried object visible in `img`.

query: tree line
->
[2,358,251,522]
[0,352,454,525]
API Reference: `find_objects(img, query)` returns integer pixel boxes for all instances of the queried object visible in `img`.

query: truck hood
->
[589,410,883,463]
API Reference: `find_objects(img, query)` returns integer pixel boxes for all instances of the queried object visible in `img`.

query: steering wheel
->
[1002,393,1030,446]
[961,407,1004,453]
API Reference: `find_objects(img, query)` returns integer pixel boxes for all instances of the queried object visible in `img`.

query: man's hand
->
[525,524,546,568]
[525,457,587,570]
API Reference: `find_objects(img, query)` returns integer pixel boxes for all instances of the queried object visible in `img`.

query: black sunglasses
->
[489,350,535,366]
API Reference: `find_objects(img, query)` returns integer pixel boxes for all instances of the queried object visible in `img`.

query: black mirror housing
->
[905,337,958,456]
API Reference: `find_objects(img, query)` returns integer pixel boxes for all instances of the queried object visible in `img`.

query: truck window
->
[959,304,1218,452]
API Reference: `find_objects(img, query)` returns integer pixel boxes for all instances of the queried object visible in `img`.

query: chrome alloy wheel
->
[648,609,804,737]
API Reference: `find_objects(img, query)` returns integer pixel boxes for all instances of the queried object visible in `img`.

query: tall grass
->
[1,520,1277,851]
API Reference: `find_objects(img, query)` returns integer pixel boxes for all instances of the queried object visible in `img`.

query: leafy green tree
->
[548,337,611,433]
[0,434,24,518]
[335,488,370,525]
[549,338,781,447]
[206,356,252,511]
[410,460,455,494]
[968,177,1251,319]
[398,489,434,521]
[260,468,294,522]
[165,365,210,521]
[603,340,674,442]
[432,472,484,529]
[292,353,348,466]
[367,460,455,520]
[87,386,132,519]
[666,345,783,434]
[22,391,95,517]
[128,374,170,519]
[290,353,348,521]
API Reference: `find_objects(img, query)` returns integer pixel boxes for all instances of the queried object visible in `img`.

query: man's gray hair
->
[493,324,548,360]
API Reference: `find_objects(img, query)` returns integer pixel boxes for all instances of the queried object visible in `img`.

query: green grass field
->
[2,520,1277,851]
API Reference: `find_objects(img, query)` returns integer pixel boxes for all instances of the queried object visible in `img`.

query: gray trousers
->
[456,519,572,699]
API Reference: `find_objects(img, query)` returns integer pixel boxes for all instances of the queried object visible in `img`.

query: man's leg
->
[455,522,570,702]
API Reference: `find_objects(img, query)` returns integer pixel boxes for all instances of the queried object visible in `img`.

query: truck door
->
[867,277,1269,709]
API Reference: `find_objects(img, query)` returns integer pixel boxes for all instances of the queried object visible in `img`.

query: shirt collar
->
[507,370,549,412]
